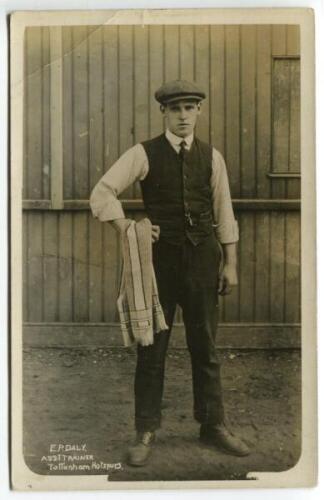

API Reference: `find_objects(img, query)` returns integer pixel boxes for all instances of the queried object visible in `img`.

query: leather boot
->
[200,422,250,457]
[127,431,156,466]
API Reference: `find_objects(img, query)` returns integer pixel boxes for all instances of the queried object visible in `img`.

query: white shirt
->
[90,129,239,244]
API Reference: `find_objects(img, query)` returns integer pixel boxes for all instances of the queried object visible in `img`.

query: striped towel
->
[117,218,168,347]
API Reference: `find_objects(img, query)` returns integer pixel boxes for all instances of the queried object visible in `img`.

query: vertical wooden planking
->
[271,24,287,55]
[72,26,89,199]
[58,213,73,322]
[210,25,225,154]
[102,26,123,321]
[103,224,119,322]
[270,212,285,322]
[42,27,51,200]
[23,30,28,200]
[223,212,240,322]
[134,25,149,198]
[164,26,179,81]
[89,215,103,322]
[225,26,240,198]
[149,26,164,138]
[134,25,149,143]
[89,26,104,192]
[194,26,210,142]
[179,25,194,81]
[62,27,73,199]
[255,212,270,321]
[256,26,271,198]
[73,213,89,321]
[288,59,300,173]
[119,26,134,198]
[43,213,58,321]
[49,27,64,209]
[241,26,256,197]
[23,24,302,331]
[285,213,301,322]
[88,27,104,320]
[271,24,300,200]
[25,28,43,200]
[272,59,290,174]
[288,59,301,198]
[103,26,119,171]
[271,25,287,198]
[28,213,43,321]
[238,212,255,321]
[287,25,300,54]
[72,26,89,322]
[23,213,28,321]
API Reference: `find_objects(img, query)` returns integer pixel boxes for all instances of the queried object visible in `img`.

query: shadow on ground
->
[23,347,301,482]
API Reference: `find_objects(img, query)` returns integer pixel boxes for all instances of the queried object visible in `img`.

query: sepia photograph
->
[10,8,317,490]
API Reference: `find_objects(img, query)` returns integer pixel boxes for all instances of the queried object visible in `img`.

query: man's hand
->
[218,263,238,295]
[111,219,160,243]
[218,242,238,295]
[151,225,160,243]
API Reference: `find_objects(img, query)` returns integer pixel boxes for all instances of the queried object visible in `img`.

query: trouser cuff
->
[194,408,225,426]
[135,416,162,432]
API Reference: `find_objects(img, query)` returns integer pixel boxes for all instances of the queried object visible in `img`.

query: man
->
[90,80,250,466]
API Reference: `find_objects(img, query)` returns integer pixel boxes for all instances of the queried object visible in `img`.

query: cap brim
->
[159,94,205,104]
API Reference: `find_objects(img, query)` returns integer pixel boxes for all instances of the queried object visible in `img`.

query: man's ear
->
[160,104,166,114]
[197,102,202,114]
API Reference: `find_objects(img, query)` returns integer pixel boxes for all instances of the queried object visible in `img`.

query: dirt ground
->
[23,347,301,482]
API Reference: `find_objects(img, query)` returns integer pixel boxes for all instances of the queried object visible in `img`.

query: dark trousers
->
[134,233,224,432]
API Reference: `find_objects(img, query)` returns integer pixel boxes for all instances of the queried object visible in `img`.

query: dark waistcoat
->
[140,134,214,246]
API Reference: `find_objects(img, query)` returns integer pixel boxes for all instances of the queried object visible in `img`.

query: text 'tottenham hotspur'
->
[41,443,123,474]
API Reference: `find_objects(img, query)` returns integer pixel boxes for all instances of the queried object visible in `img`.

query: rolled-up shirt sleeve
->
[89,144,148,222]
[211,148,239,244]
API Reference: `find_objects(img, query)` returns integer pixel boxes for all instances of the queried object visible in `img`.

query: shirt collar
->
[165,129,194,149]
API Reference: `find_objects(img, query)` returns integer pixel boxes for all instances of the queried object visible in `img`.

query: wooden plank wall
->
[23,210,300,325]
[23,25,301,331]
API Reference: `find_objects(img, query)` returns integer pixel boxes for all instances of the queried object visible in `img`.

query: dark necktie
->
[179,140,187,160]
[179,140,194,227]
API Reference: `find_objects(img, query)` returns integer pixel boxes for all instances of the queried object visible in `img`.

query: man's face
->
[161,99,201,137]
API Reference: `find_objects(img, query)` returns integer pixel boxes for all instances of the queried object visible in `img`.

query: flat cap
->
[155,79,206,104]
